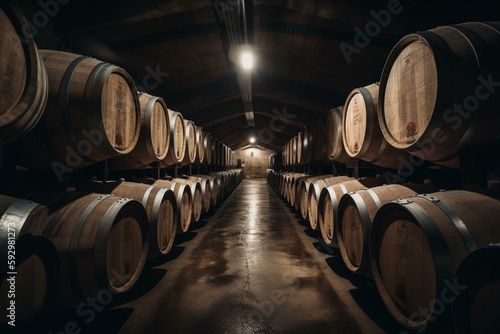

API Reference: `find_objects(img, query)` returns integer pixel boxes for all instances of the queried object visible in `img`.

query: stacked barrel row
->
[281,21,500,170]
[0,2,237,171]
[0,168,243,323]
[266,170,500,333]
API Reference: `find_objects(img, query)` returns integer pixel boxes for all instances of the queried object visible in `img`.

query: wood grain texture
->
[379,22,500,164]
[326,106,349,163]
[163,109,186,166]
[153,179,192,233]
[370,190,500,331]
[0,4,48,144]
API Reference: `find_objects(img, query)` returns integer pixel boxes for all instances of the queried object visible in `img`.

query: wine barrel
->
[187,175,212,213]
[193,126,205,165]
[318,177,385,246]
[172,177,203,223]
[288,173,308,207]
[307,176,354,230]
[452,245,500,334]
[291,135,298,166]
[370,190,500,331]
[0,3,48,144]
[301,125,315,165]
[297,175,332,218]
[342,83,402,168]
[107,92,170,169]
[337,184,416,275]
[378,22,500,165]
[77,181,177,258]
[326,107,349,163]
[153,179,192,233]
[162,109,186,166]
[212,138,220,166]
[203,131,212,165]
[15,50,141,171]
[180,119,197,166]
[39,193,149,309]
[313,115,328,162]
[0,195,53,321]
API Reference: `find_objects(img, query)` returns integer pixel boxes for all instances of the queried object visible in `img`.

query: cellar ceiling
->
[15,0,500,152]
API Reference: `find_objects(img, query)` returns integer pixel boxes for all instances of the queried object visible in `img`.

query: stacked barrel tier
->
[153,179,193,233]
[342,83,404,168]
[297,175,334,219]
[369,190,500,332]
[107,92,170,169]
[0,195,56,323]
[451,245,500,334]
[22,191,149,310]
[12,50,141,171]
[0,3,48,144]
[74,180,177,258]
[378,22,500,167]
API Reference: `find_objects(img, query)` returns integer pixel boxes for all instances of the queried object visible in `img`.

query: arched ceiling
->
[17,0,500,152]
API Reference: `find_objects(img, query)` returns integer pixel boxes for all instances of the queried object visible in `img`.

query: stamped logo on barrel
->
[406,122,416,136]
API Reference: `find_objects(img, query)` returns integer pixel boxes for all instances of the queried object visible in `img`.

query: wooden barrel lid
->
[101,72,139,153]
[381,40,438,149]
[140,93,169,161]
[181,119,196,165]
[326,106,347,162]
[342,84,379,158]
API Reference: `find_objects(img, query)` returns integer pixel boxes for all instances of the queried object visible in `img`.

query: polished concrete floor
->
[11,178,411,334]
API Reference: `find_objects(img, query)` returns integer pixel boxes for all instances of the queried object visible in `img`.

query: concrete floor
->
[11,178,413,334]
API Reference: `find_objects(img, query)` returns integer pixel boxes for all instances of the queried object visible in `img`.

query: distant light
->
[241,51,254,70]
[249,137,256,144]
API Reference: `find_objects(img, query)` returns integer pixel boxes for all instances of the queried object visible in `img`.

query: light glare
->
[241,51,254,69]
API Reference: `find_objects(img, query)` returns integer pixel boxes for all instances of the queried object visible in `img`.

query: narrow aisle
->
[117,179,389,334]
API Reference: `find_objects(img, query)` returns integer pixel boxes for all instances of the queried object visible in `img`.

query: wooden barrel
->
[326,107,349,163]
[337,184,416,275]
[211,138,220,166]
[77,181,177,258]
[19,50,141,170]
[313,115,328,162]
[180,119,197,166]
[188,175,212,213]
[296,132,303,165]
[203,131,212,165]
[0,195,53,321]
[0,3,48,144]
[342,83,403,168]
[307,176,354,230]
[318,177,385,246]
[370,190,500,331]
[38,193,149,309]
[378,22,500,165]
[301,125,315,164]
[291,136,298,166]
[297,175,331,217]
[452,245,500,334]
[107,92,170,169]
[193,126,205,165]
[289,173,308,208]
[172,177,203,223]
[152,179,192,233]
[162,109,186,166]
